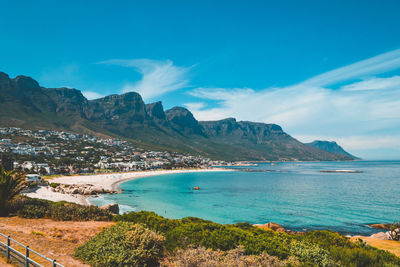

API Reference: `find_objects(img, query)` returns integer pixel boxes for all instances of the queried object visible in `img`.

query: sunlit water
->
[89,161,400,235]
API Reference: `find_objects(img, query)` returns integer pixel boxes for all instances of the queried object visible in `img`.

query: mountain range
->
[0,71,356,161]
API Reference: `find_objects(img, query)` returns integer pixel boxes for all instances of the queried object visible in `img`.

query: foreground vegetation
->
[1,174,399,267]
[0,166,26,216]
[6,196,113,221]
[74,210,400,267]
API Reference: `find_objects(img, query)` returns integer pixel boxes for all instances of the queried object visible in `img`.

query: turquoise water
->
[90,161,400,235]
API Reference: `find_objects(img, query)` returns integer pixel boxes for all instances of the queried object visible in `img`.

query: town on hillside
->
[0,127,229,176]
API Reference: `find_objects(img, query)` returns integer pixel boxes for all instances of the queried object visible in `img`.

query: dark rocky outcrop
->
[166,107,204,136]
[101,203,120,215]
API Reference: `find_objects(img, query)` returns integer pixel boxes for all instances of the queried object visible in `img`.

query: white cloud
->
[82,91,104,100]
[188,49,400,159]
[301,49,400,86]
[340,76,400,91]
[184,102,207,111]
[100,59,190,101]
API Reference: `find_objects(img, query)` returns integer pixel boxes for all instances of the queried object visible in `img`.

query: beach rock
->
[254,222,286,232]
[101,203,119,214]
[83,189,92,195]
[369,223,391,230]
[92,187,104,194]
[71,188,79,194]
[370,231,391,240]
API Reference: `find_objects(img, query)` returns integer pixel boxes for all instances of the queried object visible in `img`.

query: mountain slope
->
[306,140,358,159]
[0,71,355,161]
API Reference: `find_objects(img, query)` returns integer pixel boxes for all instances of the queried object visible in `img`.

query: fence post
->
[53,259,57,267]
[6,236,10,261]
[25,245,29,267]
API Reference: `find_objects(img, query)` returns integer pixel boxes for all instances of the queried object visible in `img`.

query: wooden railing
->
[0,232,63,267]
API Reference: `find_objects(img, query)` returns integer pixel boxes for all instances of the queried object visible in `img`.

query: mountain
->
[0,71,356,161]
[306,140,358,159]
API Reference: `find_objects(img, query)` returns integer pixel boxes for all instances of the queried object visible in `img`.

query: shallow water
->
[89,161,400,235]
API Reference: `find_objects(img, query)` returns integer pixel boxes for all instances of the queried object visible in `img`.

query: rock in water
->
[101,203,119,214]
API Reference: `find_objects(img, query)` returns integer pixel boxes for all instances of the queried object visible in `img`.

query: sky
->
[1,0,400,159]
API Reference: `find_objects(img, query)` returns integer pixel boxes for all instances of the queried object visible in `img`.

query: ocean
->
[89,161,400,235]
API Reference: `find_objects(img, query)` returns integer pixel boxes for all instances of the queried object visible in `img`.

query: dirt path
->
[351,236,400,257]
[0,217,114,266]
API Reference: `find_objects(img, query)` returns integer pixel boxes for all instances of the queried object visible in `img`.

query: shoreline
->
[25,168,233,206]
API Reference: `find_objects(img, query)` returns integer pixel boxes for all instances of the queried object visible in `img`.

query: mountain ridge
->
[0,71,356,161]
[306,140,358,159]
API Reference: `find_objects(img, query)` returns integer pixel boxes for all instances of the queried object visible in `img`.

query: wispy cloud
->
[301,49,400,86]
[340,76,400,91]
[189,49,400,158]
[184,102,207,111]
[100,59,191,101]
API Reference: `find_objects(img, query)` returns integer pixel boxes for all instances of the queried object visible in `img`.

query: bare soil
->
[0,217,114,266]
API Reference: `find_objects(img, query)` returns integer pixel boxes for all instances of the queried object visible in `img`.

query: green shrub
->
[75,222,165,267]
[17,204,47,218]
[330,246,400,267]
[49,183,60,188]
[10,196,113,221]
[114,211,400,266]
[288,240,333,266]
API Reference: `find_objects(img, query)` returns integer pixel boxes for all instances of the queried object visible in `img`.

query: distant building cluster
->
[0,127,228,175]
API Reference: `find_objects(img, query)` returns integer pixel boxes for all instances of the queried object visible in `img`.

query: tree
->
[0,166,26,216]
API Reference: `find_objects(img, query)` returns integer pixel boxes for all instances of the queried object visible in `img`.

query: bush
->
[75,222,165,267]
[18,204,47,218]
[288,240,333,267]
[10,196,113,221]
[162,246,292,267]
[49,183,60,188]
[114,211,400,266]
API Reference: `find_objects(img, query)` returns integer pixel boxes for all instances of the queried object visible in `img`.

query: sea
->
[89,161,400,235]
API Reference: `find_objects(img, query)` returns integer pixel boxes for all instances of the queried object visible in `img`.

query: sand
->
[25,168,231,205]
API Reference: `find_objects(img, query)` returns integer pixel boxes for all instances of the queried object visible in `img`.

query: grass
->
[0,216,114,266]
[351,236,400,257]
[31,230,45,236]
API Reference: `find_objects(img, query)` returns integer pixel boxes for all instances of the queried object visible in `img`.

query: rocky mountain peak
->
[0,72,11,87]
[146,101,166,120]
[165,106,204,135]
[12,75,40,91]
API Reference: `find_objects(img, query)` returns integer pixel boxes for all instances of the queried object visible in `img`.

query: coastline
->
[25,168,232,206]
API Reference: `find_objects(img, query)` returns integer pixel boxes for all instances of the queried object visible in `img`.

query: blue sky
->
[1,0,400,159]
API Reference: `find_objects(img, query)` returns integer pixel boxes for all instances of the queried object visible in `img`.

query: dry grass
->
[351,236,400,257]
[0,256,14,267]
[0,217,114,266]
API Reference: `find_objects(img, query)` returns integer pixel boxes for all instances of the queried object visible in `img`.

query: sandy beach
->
[25,168,231,205]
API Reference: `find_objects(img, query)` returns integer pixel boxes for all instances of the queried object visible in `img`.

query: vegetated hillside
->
[306,140,358,159]
[0,71,355,161]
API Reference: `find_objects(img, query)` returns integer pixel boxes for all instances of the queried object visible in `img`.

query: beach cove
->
[25,168,232,205]
[89,160,400,236]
